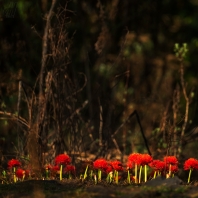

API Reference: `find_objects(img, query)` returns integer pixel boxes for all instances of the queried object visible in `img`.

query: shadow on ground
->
[0,178,198,198]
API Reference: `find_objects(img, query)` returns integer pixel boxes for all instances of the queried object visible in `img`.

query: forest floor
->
[1,177,198,198]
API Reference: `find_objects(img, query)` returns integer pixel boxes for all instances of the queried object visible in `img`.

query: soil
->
[0,178,198,198]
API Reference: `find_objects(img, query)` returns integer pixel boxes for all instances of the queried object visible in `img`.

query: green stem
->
[188,169,192,184]
[139,165,142,183]
[60,164,63,181]
[13,167,16,183]
[68,172,72,179]
[22,172,25,181]
[144,165,147,182]
[106,171,113,183]
[110,171,113,183]
[98,169,102,181]
[83,165,89,180]
[127,170,131,184]
[168,164,172,178]
[46,169,49,179]
[115,170,118,184]
[90,170,93,179]
[106,173,110,183]
[94,174,97,184]
[135,163,138,184]
[153,170,156,179]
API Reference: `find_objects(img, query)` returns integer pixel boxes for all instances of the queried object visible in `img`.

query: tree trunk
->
[27,125,42,177]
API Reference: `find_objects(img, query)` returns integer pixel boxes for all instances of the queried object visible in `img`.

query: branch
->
[65,73,87,100]
[39,0,57,115]
[37,0,57,128]
[40,0,57,90]
[111,110,151,155]
[0,111,29,128]
[178,60,189,156]
[180,61,189,137]
[174,43,189,157]
[98,98,103,148]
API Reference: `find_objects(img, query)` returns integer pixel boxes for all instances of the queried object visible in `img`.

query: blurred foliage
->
[0,0,198,163]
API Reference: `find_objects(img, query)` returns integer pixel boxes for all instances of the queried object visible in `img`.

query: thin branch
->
[111,110,151,155]
[0,111,29,128]
[98,98,103,148]
[65,73,87,100]
[180,62,189,137]
[172,84,180,156]
[39,0,57,122]
[112,137,122,155]
[178,60,189,156]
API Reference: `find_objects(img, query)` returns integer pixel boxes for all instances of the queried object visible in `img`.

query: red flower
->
[16,169,25,179]
[93,158,108,170]
[140,154,153,166]
[164,156,178,165]
[45,164,52,170]
[52,165,60,172]
[170,165,178,174]
[8,159,21,168]
[105,164,113,174]
[64,165,76,173]
[110,160,123,171]
[184,158,198,170]
[149,160,165,171]
[126,161,133,170]
[55,154,71,165]
[128,153,142,165]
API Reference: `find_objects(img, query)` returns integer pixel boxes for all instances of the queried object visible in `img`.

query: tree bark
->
[26,0,57,176]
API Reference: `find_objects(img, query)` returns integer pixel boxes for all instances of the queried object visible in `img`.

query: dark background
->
[1,0,198,168]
